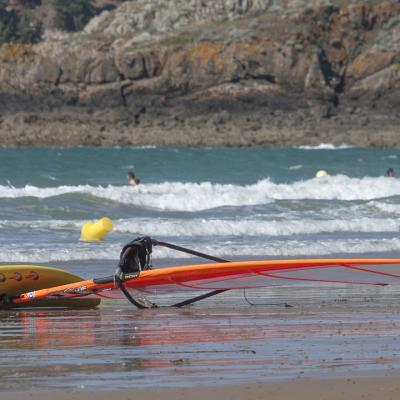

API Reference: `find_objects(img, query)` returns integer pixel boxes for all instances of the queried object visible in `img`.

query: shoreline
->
[1,110,399,148]
[3,375,400,400]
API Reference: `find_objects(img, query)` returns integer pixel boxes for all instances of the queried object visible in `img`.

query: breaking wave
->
[1,175,400,211]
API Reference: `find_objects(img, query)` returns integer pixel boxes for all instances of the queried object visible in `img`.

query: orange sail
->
[8,258,400,307]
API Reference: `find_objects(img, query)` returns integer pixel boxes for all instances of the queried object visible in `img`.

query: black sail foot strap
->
[114,236,157,309]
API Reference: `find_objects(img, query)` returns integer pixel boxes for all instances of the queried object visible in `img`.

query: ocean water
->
[1,145,400,267]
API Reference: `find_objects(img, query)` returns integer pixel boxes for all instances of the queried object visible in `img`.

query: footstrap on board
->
[116,236,153,280]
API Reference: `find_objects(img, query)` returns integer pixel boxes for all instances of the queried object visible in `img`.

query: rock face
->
[1,0,400,147]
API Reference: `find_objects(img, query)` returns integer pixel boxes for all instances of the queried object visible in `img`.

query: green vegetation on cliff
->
[53,0,96,32]
[0,0,42,44]
[0,0,100,44]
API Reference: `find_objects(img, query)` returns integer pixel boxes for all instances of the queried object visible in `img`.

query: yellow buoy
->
[315,170,328,178]
[80,217,113,241]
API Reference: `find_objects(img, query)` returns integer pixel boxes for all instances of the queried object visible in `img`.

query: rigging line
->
[152,239,293,307]
[152,239,228,263]
[242,288,293,307]
[341,263,400,279]
[152,239,296,308]
[91,238,229,308]
[115,276,157,309]
[254,270,389,286]
[152,238,230,306]
[172,289,230,307]
[152,239,291,308]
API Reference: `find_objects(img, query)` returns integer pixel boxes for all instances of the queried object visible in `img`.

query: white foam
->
[367,201,400,215]
[298,143,354,150]
[1,215,400,237]
[0,184,93,198]
[129,145,157,149]
[0,219,83,231]
[0,243,122,263]
[1,175,400,211]
[114,217,400,237]
[288,165,303,170]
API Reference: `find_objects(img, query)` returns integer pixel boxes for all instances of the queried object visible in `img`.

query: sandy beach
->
[3,376,400,400]
[2,282,400,398]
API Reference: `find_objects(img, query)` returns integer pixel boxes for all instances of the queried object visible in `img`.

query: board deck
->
[0,265,100,308]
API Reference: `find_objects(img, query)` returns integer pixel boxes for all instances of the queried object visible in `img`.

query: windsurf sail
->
[3,236,400,309]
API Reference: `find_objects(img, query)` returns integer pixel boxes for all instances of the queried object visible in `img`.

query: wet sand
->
[2,260,400,398]
[1,376,400,400]
[2,291,400,391]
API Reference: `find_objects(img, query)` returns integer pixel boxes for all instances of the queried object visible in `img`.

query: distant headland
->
[0,0,399,147]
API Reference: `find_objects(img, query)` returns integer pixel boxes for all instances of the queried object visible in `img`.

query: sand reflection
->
[1,287,400,391]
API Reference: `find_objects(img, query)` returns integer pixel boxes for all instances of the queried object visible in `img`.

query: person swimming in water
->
[386,167,395,177]
[127,171,140,186]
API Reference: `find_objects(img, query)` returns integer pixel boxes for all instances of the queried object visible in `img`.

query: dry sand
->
[3,376,400,400]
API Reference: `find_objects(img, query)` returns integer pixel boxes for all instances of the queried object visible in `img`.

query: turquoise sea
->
[1,145,400,265]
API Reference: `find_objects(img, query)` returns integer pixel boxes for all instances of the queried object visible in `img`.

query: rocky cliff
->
[1,0,400,147]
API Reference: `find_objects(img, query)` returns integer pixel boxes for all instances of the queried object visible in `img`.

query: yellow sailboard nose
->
[0,265,101,308]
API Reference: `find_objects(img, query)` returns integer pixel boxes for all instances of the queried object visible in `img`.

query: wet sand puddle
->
[1,285,400,391]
